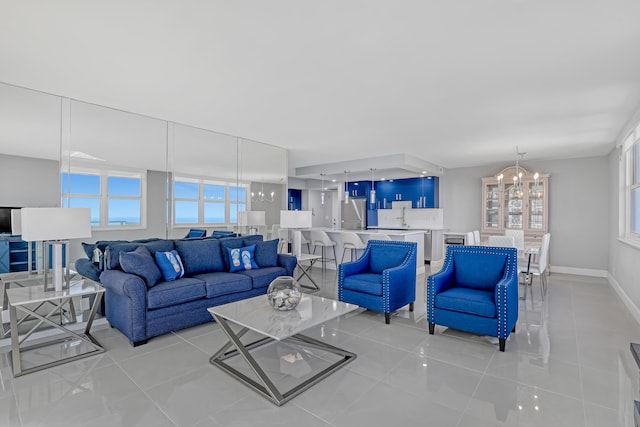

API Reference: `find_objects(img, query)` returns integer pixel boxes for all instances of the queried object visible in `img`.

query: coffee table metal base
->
[210,313,356,406]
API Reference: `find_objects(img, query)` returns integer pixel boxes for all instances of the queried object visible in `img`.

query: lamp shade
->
[21,208,92,242]
[280,210,312,229]
[238,211,266,227]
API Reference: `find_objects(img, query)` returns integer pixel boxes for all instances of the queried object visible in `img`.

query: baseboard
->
[608,272,640,326]
[0,317,109,349]
[550,265,608,278]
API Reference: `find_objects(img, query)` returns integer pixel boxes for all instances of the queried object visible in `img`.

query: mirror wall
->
[0,82,288,260]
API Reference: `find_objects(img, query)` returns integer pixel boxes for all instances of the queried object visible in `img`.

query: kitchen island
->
[301,228,427,275]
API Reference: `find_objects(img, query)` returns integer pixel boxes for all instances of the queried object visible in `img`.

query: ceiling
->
[1,1,640,180]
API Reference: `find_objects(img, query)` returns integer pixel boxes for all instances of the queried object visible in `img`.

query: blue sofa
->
[98,235,296,346]
[427,245,518,351]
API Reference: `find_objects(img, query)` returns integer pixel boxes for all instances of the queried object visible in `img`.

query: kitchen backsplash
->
[377,208,444,229]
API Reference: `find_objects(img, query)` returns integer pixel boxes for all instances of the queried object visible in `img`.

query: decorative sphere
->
[267,276,302,310]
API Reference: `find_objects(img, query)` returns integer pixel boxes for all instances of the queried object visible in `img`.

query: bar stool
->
[299,232,311,254]
[277,228,289,253]
[310,230,337,271]
[340,232,366,263]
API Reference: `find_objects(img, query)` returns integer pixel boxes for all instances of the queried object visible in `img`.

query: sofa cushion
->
[370,245,408,274]
[193,272,253,297]
[227,245,259,272]
[342,273,383,296]
[175,238,224,275]
[254,239,279,268]
[147,277,206,309]
[155,250,185,281]
[242,235,263,246]
[119,246,162,288]
[434,287,496,318]
[105,240,175,270]
[453,251,507,291]
[237,266,288,289]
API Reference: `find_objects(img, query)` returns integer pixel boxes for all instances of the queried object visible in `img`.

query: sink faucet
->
[395,207,407,226]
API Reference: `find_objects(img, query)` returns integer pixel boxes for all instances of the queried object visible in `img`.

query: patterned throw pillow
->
[155,250,185,281]
[227,244,259,272]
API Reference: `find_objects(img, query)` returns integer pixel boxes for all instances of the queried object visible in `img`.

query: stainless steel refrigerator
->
[341,197,367,230]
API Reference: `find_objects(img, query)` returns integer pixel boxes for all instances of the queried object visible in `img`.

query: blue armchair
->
[338,240,417,324]
[427,245,518,351]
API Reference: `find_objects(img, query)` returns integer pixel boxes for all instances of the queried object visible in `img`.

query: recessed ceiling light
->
[422,170,427,174]
[331,179,336,182]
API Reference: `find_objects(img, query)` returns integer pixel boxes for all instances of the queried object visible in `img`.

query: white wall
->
[441,155,609,272]
[0,154,59,207]
[608,148,640,322]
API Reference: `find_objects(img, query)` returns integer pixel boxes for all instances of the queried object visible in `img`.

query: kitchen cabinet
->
[0,237,36,273]
[374,177,439,209]
[481,167,549,238]
[346,181,370,198]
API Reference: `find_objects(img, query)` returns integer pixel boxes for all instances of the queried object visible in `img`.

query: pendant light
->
[320,173,326,206]
[369,168,376,204]
[344,170,350,204]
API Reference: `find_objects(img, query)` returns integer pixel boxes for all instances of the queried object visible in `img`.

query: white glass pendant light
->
[320,173,326,206]
[369,168,376,205]
[344,170,350,204]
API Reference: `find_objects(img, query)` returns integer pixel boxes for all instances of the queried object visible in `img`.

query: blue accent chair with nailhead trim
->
[338,240,417,324]
[427,245,518,351]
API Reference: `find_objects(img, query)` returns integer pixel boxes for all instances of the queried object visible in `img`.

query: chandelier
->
[496,147,539,198]
[251,181,275,203]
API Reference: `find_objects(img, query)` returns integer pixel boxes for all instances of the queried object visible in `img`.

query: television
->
[0,207,21,235]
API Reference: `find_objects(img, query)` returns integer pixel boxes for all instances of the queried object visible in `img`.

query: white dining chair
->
[465,231,475,245]
[487,235,515,248]
[526,233,551,299]
[340,232,366,263]
[505,229,525,252]
[473,230,481,245]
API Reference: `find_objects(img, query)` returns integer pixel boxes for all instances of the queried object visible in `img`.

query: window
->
[173,177,247,226]
[621,121,640,246]
[61,169,145,229]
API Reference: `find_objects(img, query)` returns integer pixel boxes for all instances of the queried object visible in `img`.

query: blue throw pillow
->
[227,244,259,272]
[81,242,96,259]
[254,239,279,268]
[155,250,185,281]
[119,246,163,288]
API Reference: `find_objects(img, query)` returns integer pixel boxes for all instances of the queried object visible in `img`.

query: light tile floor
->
[1,267,639,426]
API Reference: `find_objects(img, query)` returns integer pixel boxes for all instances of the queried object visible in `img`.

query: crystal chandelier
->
[251,181,275,203]
[496,147,538,198]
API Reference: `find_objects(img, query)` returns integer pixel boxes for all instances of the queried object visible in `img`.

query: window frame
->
[172,175,248,228]
[61,167,147,231]
[620,121,640,248]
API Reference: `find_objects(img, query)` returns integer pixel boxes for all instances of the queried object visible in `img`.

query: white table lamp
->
[20,208,92,291]
[280,210,312,258]
[238,211,266,235]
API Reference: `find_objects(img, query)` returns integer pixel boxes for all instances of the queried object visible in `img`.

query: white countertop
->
[307,227,425,236]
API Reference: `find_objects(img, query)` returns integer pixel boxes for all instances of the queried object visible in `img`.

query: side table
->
[295,254,322,290]
[7,277,105,377]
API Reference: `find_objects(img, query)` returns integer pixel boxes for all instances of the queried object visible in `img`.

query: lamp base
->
[43,241,70,292]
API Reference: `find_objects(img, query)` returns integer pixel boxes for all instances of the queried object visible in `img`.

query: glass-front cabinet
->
[482,166,549,238]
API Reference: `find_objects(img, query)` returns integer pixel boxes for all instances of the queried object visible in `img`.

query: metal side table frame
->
[294,254,322,290]
[7,280,105,377]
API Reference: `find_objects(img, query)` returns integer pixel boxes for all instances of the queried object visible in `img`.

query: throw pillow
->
[155,250,185,281]
[119,246,162,288]
[81,242,96,259]
[227,244,259,272]
[254,239,279,268]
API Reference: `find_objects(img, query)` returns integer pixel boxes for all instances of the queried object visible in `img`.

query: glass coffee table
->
[208,294,358,406]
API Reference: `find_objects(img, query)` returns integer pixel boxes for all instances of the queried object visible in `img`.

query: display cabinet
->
[481,167,549,238]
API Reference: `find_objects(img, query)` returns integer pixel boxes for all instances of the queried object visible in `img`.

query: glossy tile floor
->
[1,267,639,426]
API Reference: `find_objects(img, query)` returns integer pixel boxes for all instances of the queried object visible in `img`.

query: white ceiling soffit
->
[294,153,444,182]
[1,2,640,170]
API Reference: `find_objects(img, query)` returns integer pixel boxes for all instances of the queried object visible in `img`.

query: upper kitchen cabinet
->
[374,177,439,209]
[347,181,371,198]
[481,167,549,236]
